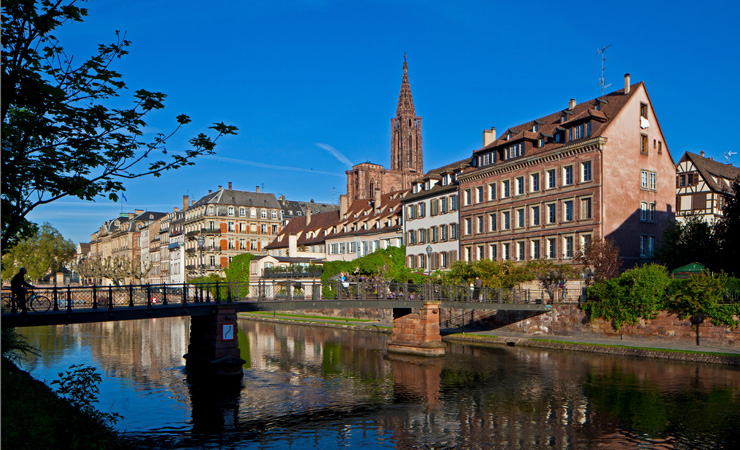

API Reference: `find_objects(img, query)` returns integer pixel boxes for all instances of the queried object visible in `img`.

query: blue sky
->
[26,0,740,245]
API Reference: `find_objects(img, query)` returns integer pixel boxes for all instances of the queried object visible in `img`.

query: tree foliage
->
[714,179,740,277]
[1,222,75,281]
[574,237,622,285]
[527,260,580,300]
[667,271,740,329]
[440,259,540,289]
[51,364,121,428]
[654,216,718,271]
[1,0,237,251]
[74,255,150,285]
[583,264,672,330]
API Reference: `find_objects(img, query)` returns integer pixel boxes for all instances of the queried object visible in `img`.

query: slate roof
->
[193,189,280,209]
[682,152,740,193]
[406,158,471,202]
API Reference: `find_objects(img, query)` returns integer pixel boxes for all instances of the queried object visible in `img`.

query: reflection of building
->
[675,151,740,225]
[458,75,676,266]
[346,57,423,203]
[403,159,469,270]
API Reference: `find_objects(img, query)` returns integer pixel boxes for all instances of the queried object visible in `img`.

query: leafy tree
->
[574,237,622,285]
[714,179,740,276]
[654,216,718,271]
[528,260,580,301]
[1,222,75,281]
[583,264,672,330]
[441,260,538,289]
[223,252,255,297]
[1,0,237,252]
[667,271,740,329]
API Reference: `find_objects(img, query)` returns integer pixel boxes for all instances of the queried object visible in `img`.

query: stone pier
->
[388,301,445,356]
[184,304,246,379]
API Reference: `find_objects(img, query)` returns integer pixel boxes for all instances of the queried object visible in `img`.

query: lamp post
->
[196,235,205,284]
[426,245,432,300]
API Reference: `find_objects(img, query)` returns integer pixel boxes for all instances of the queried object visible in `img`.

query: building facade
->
[675,151,740,224]
[403,159,469,271]
[458,74,676,266]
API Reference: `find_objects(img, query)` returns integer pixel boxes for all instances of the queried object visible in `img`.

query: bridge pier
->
[184,304,246,379]
[388,301,445,357]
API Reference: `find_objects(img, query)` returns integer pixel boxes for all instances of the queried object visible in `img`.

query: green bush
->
[583,264,672,330]
[668,271,740,329]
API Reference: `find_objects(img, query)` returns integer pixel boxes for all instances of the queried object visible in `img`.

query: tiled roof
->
[264,210,341,250]
[683,152,740,193]
[194,189,280,209]
[472,83,643,161]
[326,190,408,239]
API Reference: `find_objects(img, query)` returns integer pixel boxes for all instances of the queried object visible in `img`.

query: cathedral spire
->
[396,54,416,117]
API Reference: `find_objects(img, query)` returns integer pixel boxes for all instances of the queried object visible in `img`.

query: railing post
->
[53,284,59,312]
[215,281,221,304]
[108,285,113,310]
[146,284,152,308]
[67,285,72,312]
[92,284,98,309]
[182,282,188,305]
[163,282,168,305]
[128,284,134,308]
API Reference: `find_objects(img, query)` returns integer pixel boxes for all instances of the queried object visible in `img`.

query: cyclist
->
[11,267,33,313]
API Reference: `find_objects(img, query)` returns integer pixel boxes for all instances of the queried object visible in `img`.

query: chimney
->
[208,190,212,194]
[280,194,285,201]
[339,194,348,218]
[134,209,144,215]
[174,207,179,212]
[183,195,189,211]
[624,73,631,94]
[190,200,194,207]
[483,127,496,147]
[569,98,576,110]
[218,185,222,191]
[700,150,705,157]
[374,188,382,214]
[256,186,260,193]
[228,181,232,190]
[306,207,312,226]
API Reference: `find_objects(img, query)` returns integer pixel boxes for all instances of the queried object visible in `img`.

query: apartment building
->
[181,183,283,278]
[675,151,740,224]
[458,74,676,266]
[403,159,469,271]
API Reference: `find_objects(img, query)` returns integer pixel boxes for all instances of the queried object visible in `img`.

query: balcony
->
[200,228,220,235]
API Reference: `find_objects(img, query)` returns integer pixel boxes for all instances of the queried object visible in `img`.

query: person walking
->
[339,272,350,298]
[11,267,33,313]
[473,276,482,301]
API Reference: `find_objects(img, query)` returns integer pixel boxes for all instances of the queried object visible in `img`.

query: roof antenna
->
[726,151,737,164]
[598,44,612,97]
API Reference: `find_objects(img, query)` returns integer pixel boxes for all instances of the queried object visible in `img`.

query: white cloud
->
[316,143,353,168]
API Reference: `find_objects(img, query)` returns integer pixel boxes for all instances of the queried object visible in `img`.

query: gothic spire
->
[396,54,416,117]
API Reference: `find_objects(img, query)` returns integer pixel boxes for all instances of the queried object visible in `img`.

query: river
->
[19,317,740,449]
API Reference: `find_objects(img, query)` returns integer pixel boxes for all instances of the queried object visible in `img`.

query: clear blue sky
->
[26,0,740,245]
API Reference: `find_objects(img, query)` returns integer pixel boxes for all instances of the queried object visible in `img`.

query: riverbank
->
[238,312,740,366]
[1,358,137,450]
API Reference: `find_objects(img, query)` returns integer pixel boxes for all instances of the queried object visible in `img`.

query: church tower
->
[390,55,423,174]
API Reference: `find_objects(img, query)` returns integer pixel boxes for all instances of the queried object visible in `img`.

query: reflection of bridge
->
[2,282,556,377]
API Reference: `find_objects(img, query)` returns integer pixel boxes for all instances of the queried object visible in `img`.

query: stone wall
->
[441,304,739,349]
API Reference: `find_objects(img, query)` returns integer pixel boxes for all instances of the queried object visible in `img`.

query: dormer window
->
[532,124,538,132]
[594,103,600,111]
[425,180,430,190]
[561,115,567,123]
[507,133,512,140]
[539,138,545,147]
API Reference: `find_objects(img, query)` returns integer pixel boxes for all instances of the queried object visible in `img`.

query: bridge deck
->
[2,298,552,328]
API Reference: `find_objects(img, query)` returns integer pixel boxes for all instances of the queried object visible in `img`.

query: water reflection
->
[19,317,740,449]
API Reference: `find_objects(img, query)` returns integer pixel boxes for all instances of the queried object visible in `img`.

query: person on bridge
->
[339,272,350,298]
[473,276,482,301]
[11,267,33,313]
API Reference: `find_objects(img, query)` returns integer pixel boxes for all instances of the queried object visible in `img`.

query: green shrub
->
[668,271,740,329]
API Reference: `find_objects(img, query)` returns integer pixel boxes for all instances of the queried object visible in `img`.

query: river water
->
[19,317,740,449]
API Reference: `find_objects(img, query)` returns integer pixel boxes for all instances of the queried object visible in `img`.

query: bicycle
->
[2,289,51,313]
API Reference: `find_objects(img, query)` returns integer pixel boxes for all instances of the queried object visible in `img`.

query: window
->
[532,240,540,259]
[419,228,427,244]
[563,166,574,185]
[530,173,540,192]
[477,216,484,233]
[581,234,592,252]
[640,103,648,118]
[502,211,511,230]
[419,202,426,218]
[261,210,267,219]
[239,207,246,217]
[208,205,214,215]
[547,238,556,259]
[464,218,472,235]
[430,199,439,216]
[502,180,510,198]
[228,207,234,216]
[516,176,525,195]
[658,141,663,154]
[441,197,448,214]
[569,123,586,141]
[464,246,471,262]
[563,200,573,221]
[477,186,484,203]
[531,205,540,226]
[272,210,277,219]
[339,242,346,254]
[441,225,448,241]
[451,223,458,239]
[228,221,235,232]
[477,246,485,261]
[546,169,557,189]
[228,238,235,250]
[516,208,525,228]
[489,244,497,260]
[488,183,497,201]
[464,189,472,206]
[641,202,656,222]
[516,241,525,261]
[502,243,511,260]
[641,134,648,154]
[641,170,657,190]
[489,213,497,231]
[582,161,592,182]
[640,235,655,257]
[408,230,416,245]
[547,203,557,224]
[581,197,592,220]
[451,195,458,211]
[650,172,657,190]
[563,236,574,258]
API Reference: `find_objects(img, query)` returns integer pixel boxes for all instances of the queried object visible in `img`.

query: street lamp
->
[426,245,432,300]
[196,235,205,284]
